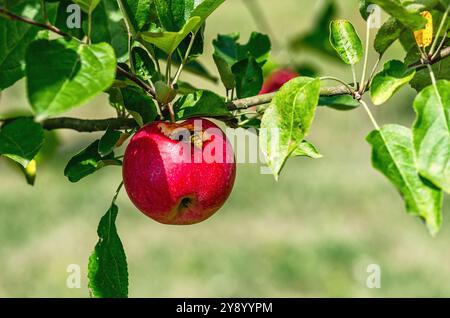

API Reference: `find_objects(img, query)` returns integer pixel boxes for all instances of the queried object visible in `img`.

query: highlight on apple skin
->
[259,68,299,94]
[122,118,236,225]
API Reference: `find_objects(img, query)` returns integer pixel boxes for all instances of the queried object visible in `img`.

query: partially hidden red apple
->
[122,118,236,225]
[259,68,299,94]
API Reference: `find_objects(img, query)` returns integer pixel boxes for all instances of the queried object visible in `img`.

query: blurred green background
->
[1,0,450,297]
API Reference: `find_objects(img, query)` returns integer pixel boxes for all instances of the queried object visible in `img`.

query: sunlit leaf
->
[329,20,363,65]
[367,124,443,235]
[413,80,450,193]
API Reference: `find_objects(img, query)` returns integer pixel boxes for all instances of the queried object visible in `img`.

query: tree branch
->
[42,117,137,133]
[1,6,449,133]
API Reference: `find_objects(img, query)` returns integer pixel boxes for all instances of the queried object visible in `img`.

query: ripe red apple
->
[122,118,236,225]
[259,68,299,94]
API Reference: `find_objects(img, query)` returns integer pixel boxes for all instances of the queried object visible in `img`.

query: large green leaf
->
[0,1,42,90]
[329,20,363,65]
[26,39,116,119]
[174,90,231,120]
[260,77,321,180]
[370,60,416,105]
[140,16,201,54]
[88,203,128,298]
[64,140,121,182]
[413,80,450,193]
[370,0,427,30]
[0,117,44,168]
[367,124,443,235]
[73,0,101,13]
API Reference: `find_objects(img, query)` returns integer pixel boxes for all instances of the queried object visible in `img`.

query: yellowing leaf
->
[414,11,433,48]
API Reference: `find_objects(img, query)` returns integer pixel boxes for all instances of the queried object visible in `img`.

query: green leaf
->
[118,0,154,32]
[0,1,42,90]
[175,90,231,120]
[232,58,263,99]
[98,128,121,156]
[213,54,235,90]
[90,0,128,61]
[329,20,363,65]
[109,86,158,127]
[73,0,101,13]
[319,95,360,111]
[291,140,322,159]
[26,39,117,119]
[370,60,416,105]
[131,46,159,83]
[0,118,44,168]
[64,140,121,183]
[212,32,271,90]
[413,80,450,193]
[374,18,406,55]
[260,77,321,180]
[212,32,271,66]
[88,203,128,298]
[367,124,443,235]
[140,16,201,54]
[370,0,427,30]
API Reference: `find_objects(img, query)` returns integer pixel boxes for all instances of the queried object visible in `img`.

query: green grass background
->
[1,0,450,297]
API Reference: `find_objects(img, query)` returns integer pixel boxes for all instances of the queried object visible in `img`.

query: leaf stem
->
[366,55,381,90]
[351,64,358,90]
[360,100,380,130]
[429,5,450,57]
[426,63,437,87]
[166,54,172,85]
[172,32,197,86]
[360,13,372,93]
[87,12,92,44]
[112,181,124,205]
[431,22,449,61]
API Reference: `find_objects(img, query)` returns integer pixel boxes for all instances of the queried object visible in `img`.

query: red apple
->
[122,118,236,225]
[259,68,299,94]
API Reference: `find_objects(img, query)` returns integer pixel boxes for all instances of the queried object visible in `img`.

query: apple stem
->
[167,103,176,122]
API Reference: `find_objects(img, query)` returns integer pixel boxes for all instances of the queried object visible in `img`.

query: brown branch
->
[42,117,137,132]
[0,6,69,36]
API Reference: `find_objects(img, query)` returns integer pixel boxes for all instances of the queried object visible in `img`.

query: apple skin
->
[259,68,299,94]
[122,118,236,225]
